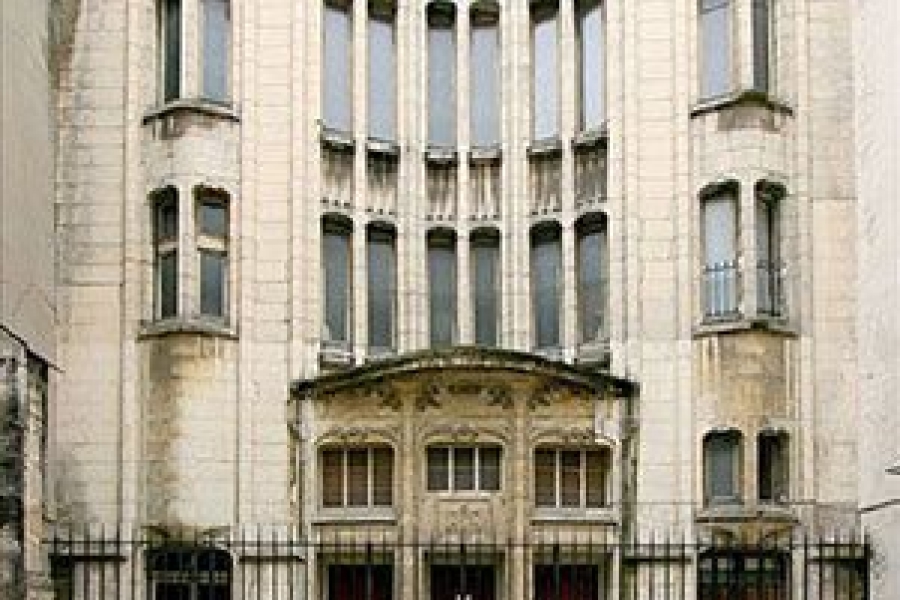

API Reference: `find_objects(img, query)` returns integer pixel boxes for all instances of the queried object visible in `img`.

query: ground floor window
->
[534,564,601,600]
[147,547,232,600]
[328,564,393,600]
[430,564,496,600]
[698,551,788,600]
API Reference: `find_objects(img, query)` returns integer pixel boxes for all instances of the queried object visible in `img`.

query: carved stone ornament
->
[354,383,401,411]
[320,425,400,445]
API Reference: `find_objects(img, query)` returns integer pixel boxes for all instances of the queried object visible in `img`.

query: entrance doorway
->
[430,565,496,600]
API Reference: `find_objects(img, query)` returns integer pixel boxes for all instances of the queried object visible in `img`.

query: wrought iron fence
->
[45,527,870,600]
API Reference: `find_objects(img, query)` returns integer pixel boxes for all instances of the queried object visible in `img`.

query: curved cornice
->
[291,346,637,398]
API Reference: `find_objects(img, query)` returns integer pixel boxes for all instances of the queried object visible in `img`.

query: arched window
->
[428,229,458,347]
[367,223,397,353]
[756,181,784,317]
[428,1,457,147]
[324,0,353,131]
[153,187,179,319]
[471,228,500,347]
[531,222,563,349]
[322,215,353,345]
[531,0,559,140]
[701,183,739,319]
[758,430,788,503]
[704,429,742,504]
[576,214,608,345]
[470,2,500,147]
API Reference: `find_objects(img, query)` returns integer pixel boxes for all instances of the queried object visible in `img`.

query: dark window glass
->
[531,227,562,348]
[427,447,450,491]
[534,565,599,600]
[323,223,352,343]
[428,7,456,146]
[200,251,226,317]
[705,432,740,503]
[155,192,178,242]
[199,201,227,238]
[700,0,731,99]
[163,0,182,101]
[576,0,604,130]
[577,220,607,344]
[324,1,352,130]
[470,9,500,146]
[585,449,608,507]
[479,446,501,492]
[752,0,770,93]
[428,234,457,347]
[367,228,396,350]
[472,236,500,346]
[534,450,556,507]
[203,0,230,100]
[454,447,475,491]
[532,4,559,139]
[346,449,369,506]
[758,433,788,502]
[560,450,581,507]
[322,449,344,507]
[373,447,394,506]
[368,6,396,140]
[159,252,178,319]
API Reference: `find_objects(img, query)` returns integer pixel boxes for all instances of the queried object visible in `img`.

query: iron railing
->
[44,527,871,600]
[757,260,785,318]
[702,261,740,319]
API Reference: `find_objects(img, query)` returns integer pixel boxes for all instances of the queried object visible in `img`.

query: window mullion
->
[474,447,481,491]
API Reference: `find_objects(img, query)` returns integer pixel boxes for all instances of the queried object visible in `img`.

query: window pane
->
[454,447,475,491]
[200,250,226,317]
[322,449,344,507]
[471,19,499,146]
[164,0,182,101]
[701,0,731,99]
[159,252,178,319]
[367,231,396,349]
[534,450,556,507]
[703,193,736,267]
[752,0,770,92]
[372,447,393,506]
[577,0,604,130]
[203,0,229,100]
[578,225,606,343]
[706,434,738,501]
[759,434,787,502]
[429,238,457,347]
[428,17,456,145]
[585,449,608,507]
[155,193,178,242]
[323,228,351,342]
[346,449,369,506]
[532,8,559,139]
[368,14,396,140]
[560,451,581,507]
[532,230,562,348]
[324,2,352,130]
[427,447,450,491]
[472,238,499,346]
[199,200,227,238]
[479,447,501,491]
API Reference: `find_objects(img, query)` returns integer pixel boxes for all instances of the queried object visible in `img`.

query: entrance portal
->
[430,565,496,600]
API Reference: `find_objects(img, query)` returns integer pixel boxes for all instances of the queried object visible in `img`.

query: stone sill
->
[692,316,797,339]
[696,503,797,524]
[469,144,502,164]
[572,126,608,150]
[366,137,401,157]
[142,97,240,125]
[425,146,459,165]
[531,508,619,525]
[312,509,398,524]
[690,89,794,119]
[527,136,563,158]
[321,126,355,152]
[138,318,238,340]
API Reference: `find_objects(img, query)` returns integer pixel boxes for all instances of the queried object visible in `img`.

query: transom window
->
[427,446,502,492]
[321,446,394,508]
[534,448,611,509]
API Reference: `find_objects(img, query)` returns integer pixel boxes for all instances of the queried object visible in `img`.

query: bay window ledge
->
[138,317,237,340]
[531,508,618,525]
[319,341,355,368]
[313,507,397,524]
[693,317,797,339]
[690,89,794,119]
[696,503,797,524]
[142,97,240,125]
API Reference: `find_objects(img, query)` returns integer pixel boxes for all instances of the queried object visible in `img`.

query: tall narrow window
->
[758,431,788,503]
[428,2,457,147]
[368,1,397,140]
[202,0,230,101]
[702,188,739,318]
[576,0,604,131]
[531,2,559,140]
[704,430,742,504]
[428,230,458,348]
[154,188,179,319]
[367,224,397,352]
[161,0,182,102]
[756,183,782,317]
[471,230,500,347]
[324,0,353,131]
[470,3,500,147]
[576,215,608,345]
[752,0,771,93]
[699,0,732,99]
[322,217,353,345]
[531,223,563,349]
[196,191,229,318]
